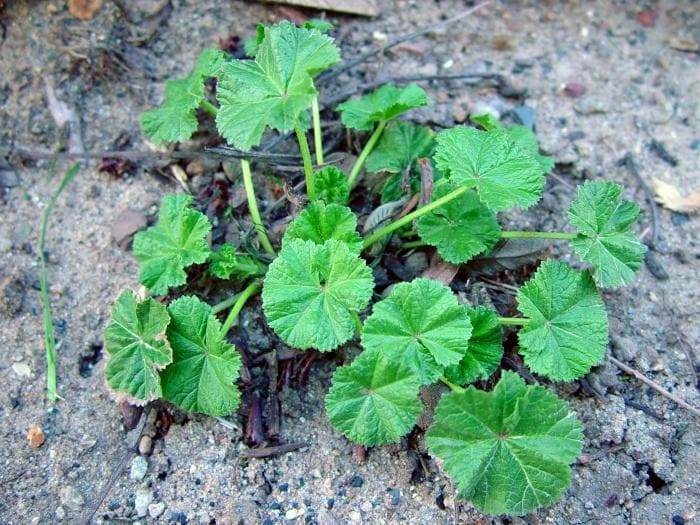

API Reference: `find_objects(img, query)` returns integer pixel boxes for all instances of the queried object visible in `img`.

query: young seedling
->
[102,19,650,516]
[339,83,429,187]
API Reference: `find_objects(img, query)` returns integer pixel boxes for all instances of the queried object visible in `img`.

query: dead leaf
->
[68,0,104,20]
[263,0,377,16]
[652,178,700,214]
[421,254,458,285]
[27,425,45,449]
[668,36,699,53]
[111,210,147,247]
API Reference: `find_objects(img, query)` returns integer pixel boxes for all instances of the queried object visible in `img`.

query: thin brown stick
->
[318,1,491,84]
[609,356,700,417]
[239,441,307,458]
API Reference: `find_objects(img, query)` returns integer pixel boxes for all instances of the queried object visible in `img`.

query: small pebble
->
[130,456,148,481]
[55,507,65,521]
[134,488,152,518]
[564,82,586,98]
[27,424,45,448]
[59,485,84,510]
[349,475,364,488]
[148,502,166,518]
[285,508,304,520]
[138,435,153,455]
[360,501,372,513]
[12,362,32,378]
[349,510,362,522]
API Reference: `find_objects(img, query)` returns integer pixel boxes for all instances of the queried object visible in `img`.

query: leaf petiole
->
[352,311,363,336]
[221,281,261,335]
[401,239,426,249]
[294,123,316,200]
[363,184,470,249]
[497,316,530,326]
[311,96,324,165]
[241,159,276,257]
[200,99,218,117]
[439,377,466,394]
[211,292,241,315]
[500,231,576,241]
[348,119,387,189]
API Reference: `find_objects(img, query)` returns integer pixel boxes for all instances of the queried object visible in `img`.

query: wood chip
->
[652,178,700,214]
[68,0,104,20]
[262,0,377,16]
[27,425,45,449]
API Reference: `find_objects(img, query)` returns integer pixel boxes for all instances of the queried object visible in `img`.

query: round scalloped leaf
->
[338,83,429,131]
[365,121,434,174]
[160,296,241,416]
[104,290,173,401]
[444,306,503,385]
[262,239,374,351]
[216,21,340,150]
[362,278,472,385]
[283,201,362,255]
[417,184,501,264]
[568,180,647,288]
[434,126,546,212]
[504,125,555,174]
[133,194,212,296]
[426,371,583,516]
[325,348,423,446]
[315,166,350,205]
[517,260,608,381]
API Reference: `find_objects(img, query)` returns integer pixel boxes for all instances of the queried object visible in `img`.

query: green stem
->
[294,123,316,200]
[40,162,80,403]
[221,281,261,335]
[311,96,324,165]
[440,377,466,394]
[348,119,387,188]
[500,230,576,240]
[363,184,470,249]
[200,99,218,117]
[402,240,426,249]
[497,317,530,326]
[241,159,276,257]
[212,293,241,315]
[352,312,363,336]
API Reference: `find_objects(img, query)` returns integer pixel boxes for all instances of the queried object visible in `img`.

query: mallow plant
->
[105,20,647,517]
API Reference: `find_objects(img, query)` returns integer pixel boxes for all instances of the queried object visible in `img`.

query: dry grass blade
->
[652,178,700,214]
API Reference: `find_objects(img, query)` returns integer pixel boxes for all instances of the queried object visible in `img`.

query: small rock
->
[130,455,148,481]
[170,511,188,524]
[284,508,304,520]
[27,424,45,448]
[611,336,639,361]
[635,9,658,28]
[574,97,609,115]
[12,362,32,378]
[134,488,152,518]
[0,169,19,188]
[138,435,153,455]
[564,82,586,98]
[55,507,66,521]
[111,210,147,247]
[59,485,85,511]
[349,475,364,487]
[148,502,165,518]
[360,501,372,513]
[349,510,362,522]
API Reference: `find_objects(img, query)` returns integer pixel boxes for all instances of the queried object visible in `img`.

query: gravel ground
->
[1,1,699,524]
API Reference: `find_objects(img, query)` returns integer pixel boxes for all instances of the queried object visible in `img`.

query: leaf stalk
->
[311,96,324,165]
[500,231,576,240]
[348,119,387,188]
[440,377,466,394]
[221,281,261,335]
[362,184,469,249]
[497,317,530,326]
[241,159,276,257]
[294,123,316,200]
[200,99,218,117]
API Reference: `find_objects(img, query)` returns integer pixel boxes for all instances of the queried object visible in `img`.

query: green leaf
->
[444,306,503,385]
[365,121,434,174]
[160,296,242,416]
[517,260,608,381]
[104,290,172,401]
[262,239,374,351]
[434,126,546,212]
[303,19,334,33]
[141,48,227,144]
[243,23,266,57]
[362,278,472,385]
[209,243,266,280]
[417,184,501,264]
[338,83,429,131]
[325,348,423,446]
[216,21,340,150]
[315,166,350,205]
[471,113,554,173]
[133,194,212,295]
[283,201,362,255]
[426,371,583,516]
[504,126,555,173]
[568,181,647,288]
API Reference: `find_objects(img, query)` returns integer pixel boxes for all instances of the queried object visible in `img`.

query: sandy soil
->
[1,1,699,524]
